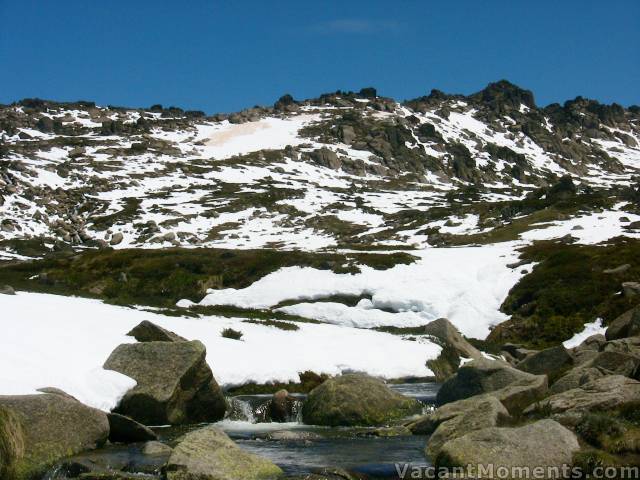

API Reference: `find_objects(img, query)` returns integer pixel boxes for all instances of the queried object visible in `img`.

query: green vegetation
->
[243,319,299,331]
[0,247,416,308]
[490,237,640,348]
[221,328,243,340]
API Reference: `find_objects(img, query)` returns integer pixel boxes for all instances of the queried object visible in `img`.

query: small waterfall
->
[225,397,257,423]
[224,395,305,424]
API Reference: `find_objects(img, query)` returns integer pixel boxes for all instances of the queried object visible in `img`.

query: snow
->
[186,243,526,339]
[0,292,441,410]
[563,319,607,348]
[520,209,640,245]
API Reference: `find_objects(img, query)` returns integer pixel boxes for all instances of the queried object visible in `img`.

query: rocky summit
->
[0,81,638,256]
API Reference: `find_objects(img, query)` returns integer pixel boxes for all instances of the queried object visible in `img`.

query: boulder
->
[584,350,640,378]
[424,318,482,360]
[267,389,297,423]
[126,320,186,343]
[524,375,640,421]
[107,413,157,443]
[310,148,341,170]
[549,367,606,394]
[436,420,580,477]
[516,344,573,379]
[0,285,15,295]
[490,374,548,414]
[501,343,538,363]
[622,282,640,297]
[109,232,123,246]
[164,425,282,480]
[436,358,547,413]
[605,305,640,340]
[301,373,421,427]
[0,392,109,480]
[602,336,640,356]
[575,334,606,351]
[408,395,510,458]
[103,340,226,425]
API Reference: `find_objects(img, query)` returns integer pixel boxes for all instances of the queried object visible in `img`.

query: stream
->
[45,382,441,479]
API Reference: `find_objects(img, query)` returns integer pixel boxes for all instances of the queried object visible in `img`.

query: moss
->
[491,237,640,348]
[0,406,24,480]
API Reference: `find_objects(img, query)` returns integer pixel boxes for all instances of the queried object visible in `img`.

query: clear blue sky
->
[1,1,638,113]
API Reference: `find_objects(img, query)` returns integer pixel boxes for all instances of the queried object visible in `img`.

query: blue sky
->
[1,1,638,113]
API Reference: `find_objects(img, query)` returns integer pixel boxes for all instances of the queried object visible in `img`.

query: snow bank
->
[562,319,607,348]
[0,292,441,410]
[187,243,526,338]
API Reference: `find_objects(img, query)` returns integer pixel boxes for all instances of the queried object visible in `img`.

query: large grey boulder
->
[549,367,606,395]
[436,358,547,413]
[516,345,573,379]
[126,320,186,343]
[301,373,422,427]
[164,425,282,480]
[0,392,109,480]
[436,420,580,477]
[408,395,510,459]
[104,340,226,425]
[605,305,640,340]
[584,350,640,378]
[490,374,548,414]
[524,375,640,421]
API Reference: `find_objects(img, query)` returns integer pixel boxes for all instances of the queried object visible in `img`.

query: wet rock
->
[301,373,421,427]
[164,425,282,480]
[126,320,186,343]
[0,392,109,480]
[103,340,226,425]
[267,389,297,423]
[436,420,580,476]
[107,413,157,443]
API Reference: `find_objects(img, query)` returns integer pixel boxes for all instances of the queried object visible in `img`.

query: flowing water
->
[45,382,441,479]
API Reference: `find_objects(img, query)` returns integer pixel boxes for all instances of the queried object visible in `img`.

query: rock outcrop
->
[104,340,226,425]
[605,305,640,340]
[301,373,421,427]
